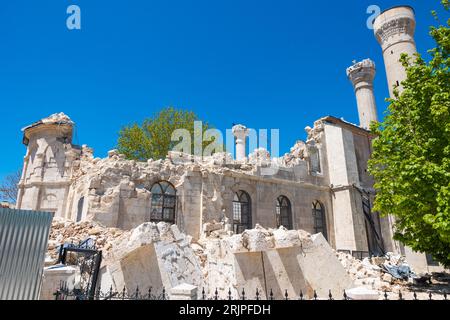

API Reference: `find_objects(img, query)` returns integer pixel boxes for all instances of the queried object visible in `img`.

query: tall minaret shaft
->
[373,6,417,98]
[347,59,378,130]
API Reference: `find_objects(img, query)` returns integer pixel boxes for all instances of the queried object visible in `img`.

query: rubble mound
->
[45,220,450,300]
[47,218,127,259]
[335,251,450,299]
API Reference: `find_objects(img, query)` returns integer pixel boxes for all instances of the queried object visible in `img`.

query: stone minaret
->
[373,6,417,98]
[347,59,378,130]
[16,113,80,218]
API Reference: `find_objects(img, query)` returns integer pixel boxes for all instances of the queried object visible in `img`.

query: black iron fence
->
[55,282,167,300]
[55,284,448,301]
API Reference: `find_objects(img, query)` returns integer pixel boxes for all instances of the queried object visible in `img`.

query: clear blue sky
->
[0,0,447,180]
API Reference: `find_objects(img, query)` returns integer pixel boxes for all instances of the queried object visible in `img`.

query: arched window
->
[276,196,293,229]
[312,201,328,240]
[232,190,252,234]
[150,181,177,224]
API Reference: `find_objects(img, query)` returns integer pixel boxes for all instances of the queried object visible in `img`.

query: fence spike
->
[398,291,403,300]
[228,288,232,300]
[343,290,347,300]
[328,290,333,300]
[313,290,317,300]
[256,288,260,301]
[241,288,246,300]
[135,286,140,299]
[444,291,447,300]
[122,286,126,300]
[299,290,303,300]
[429,292,432,300]
[413,292,417,300]
[270,289,274,300]
[148,287,152,300]
[215,288,219,300]
[384,290,388,300]
[285,290,289,300]
[162,287,166,300]
[202,287,206,300]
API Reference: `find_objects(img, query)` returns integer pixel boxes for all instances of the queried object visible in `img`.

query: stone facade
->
[16,111,393,256]
[14,5,438,273]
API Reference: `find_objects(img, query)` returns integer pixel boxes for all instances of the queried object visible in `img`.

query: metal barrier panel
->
[0,208,53,300]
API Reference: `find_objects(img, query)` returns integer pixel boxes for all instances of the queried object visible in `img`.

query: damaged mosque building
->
[14,5,441,291]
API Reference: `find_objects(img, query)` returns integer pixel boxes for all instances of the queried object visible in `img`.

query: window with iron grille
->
[149,181,177,224]
[232,190,251,234]
[276,195,293,229]
[312,200,328,241]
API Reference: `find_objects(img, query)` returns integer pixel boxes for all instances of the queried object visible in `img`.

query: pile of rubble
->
[335,250,449,299]
[44,220,449,300]
[47,218,127,260]
[0,202,14,209]
[336,251,402,292]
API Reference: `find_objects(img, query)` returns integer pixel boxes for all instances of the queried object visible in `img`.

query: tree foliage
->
[368,2,450,266]
[0,170,21,204]
[117,107,212,161]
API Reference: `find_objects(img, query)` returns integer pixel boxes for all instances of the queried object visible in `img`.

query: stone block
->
[346,287,379,300]
[170,283,198,300]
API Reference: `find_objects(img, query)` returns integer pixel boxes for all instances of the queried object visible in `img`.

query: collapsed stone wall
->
[45,220,449,300]
[197,224,354,299]
[45,220,354,299]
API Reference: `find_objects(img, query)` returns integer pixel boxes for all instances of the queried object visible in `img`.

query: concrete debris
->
[334,251,450,299]
[346,287,379,300]
[281,141,307,167]
[44,220,449,300]
[0,202,14,209]
[47,218,126,260]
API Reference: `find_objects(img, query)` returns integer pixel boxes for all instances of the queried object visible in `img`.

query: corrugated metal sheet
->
[0,208,53,300]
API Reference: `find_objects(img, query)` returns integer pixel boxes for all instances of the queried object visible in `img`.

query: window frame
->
[149,181,177,224]
[276,195,293,229]
[232,190,252,234]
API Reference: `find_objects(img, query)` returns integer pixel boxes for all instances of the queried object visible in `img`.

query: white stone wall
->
[17,114,393,257]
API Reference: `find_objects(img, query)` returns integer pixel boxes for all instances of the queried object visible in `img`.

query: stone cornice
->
[374,16,416,51]
[346,59,376,87]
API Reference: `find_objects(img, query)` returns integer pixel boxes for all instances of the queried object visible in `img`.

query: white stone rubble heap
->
[45,220,450,300]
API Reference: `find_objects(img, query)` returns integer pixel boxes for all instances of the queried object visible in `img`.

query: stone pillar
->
[346,59,378,130]
[373,6,417,98]
[323,123,369,251]
[170,283,198,300]
[232,124,250,161]
[40,265,79,300]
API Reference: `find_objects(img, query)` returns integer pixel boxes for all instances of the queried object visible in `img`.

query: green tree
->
[368,2,450,266]
[117,107,214,161]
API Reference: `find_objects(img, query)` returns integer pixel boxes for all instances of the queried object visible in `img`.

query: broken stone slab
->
[346,287,379,300]
[295,233,354,298]
[170,283,198,300]
[222,225,310,253]
[99,222,203,295]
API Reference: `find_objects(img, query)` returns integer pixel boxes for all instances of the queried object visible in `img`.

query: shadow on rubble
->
[406,272,450,294]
